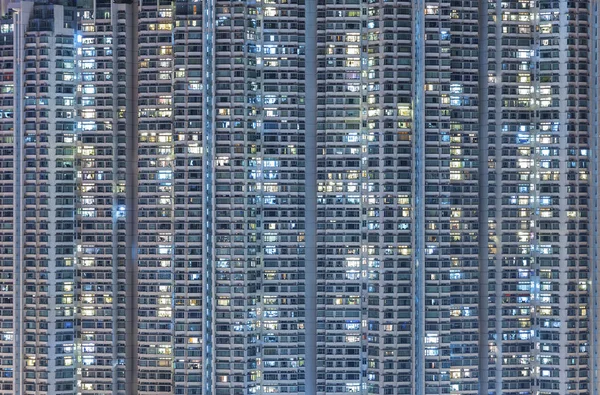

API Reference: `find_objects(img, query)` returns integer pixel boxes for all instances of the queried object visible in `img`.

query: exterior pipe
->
[304,0,318,393]
[124,2,140,394]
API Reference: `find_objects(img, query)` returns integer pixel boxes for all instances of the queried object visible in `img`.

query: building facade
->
[0,0,597,394]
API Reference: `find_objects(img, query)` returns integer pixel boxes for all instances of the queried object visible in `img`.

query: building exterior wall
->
[0,0,594,394]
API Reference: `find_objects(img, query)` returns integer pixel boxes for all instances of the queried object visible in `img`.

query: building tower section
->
[445,0,481,393]
[136,1,176,393]
[0,25,12,395]
[488,0,591,393]
[0,9,19,395]
[422,0,453,393]
[75,2,127,394]
[172,1,204,394]
[0,2,80,394]
[315,0,415,393]
[21,3,78,394]
[212,0,307,393]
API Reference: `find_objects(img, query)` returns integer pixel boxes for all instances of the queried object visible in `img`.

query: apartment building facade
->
[0,0,596,394]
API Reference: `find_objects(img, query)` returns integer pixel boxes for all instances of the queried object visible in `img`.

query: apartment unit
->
[0,0,596,394]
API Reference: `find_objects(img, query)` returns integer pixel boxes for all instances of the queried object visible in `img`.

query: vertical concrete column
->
[477,0,490,392]
[304,0,318,393]
[111,5,121,393]
[413,0,425,394]
[124,2,139,394]
[202,0,215,393]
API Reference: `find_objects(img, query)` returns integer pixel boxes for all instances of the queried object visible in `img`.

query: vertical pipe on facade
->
[124,2,139,394]
[12,7,23,395]
[202,0,215,392]
[304,0,317,393]
[492,3,503,392]
[477,0,490,391]
[110,4,121,393]
[413,0,425,393]
[590,2,599,393]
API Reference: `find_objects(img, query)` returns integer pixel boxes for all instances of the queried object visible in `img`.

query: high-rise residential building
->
[0,0,597,394]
